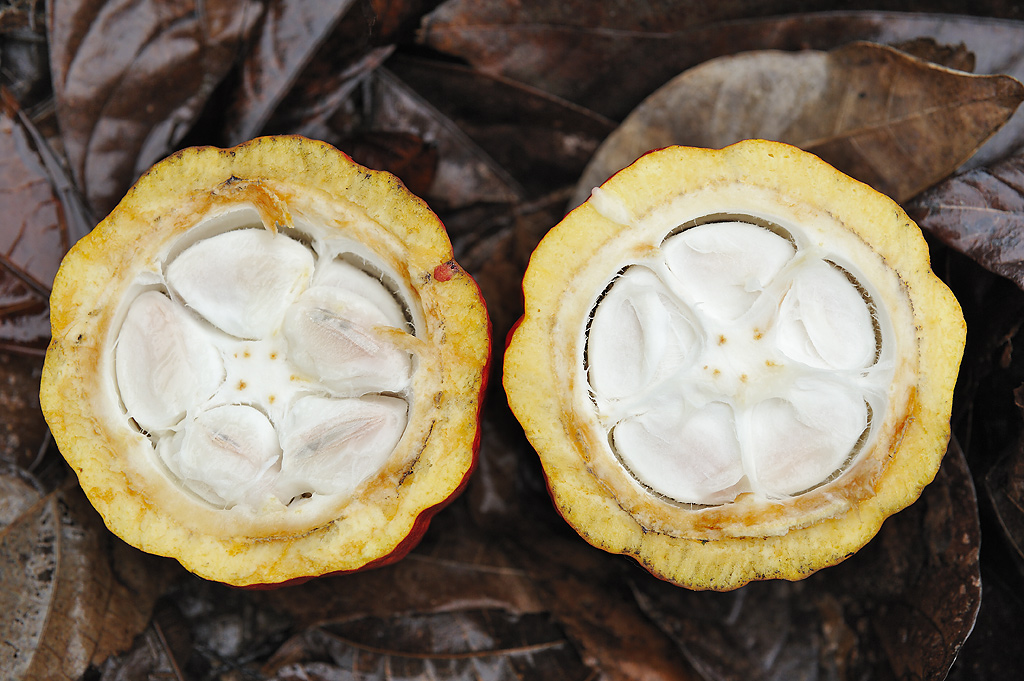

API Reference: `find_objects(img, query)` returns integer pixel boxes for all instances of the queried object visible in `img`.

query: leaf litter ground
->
[4,1,1024,680]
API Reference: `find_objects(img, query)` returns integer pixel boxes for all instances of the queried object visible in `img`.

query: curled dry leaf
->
[48,0,261,215]
[909,151,1024,291]
[630,438,980,681]
[571,42,1024,208]
[0,482,177,681]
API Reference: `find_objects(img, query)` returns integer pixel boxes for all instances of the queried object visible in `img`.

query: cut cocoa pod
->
[40,136,490,587]
[503,140,964,590]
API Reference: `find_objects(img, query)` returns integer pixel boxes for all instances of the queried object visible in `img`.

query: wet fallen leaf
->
[909,151,1024,292]
[335,130,439,198]
[418,0,857,119]
[571,42,1024,207]
[631,439,980,681]
[224,0,362,144]
[0,97,67,353]
[325,66,524,210]
[387,56,615,198]
[49,0,261,215]
[419,4,1024,123]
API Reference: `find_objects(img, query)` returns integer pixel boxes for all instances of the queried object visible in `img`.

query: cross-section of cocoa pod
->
[503,139,964,591]
[40,136,490,587]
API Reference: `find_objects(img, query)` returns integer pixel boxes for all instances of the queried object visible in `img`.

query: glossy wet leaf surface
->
[5,2,1024,680]
[0,99,66,353]
[909,152,1024,289]
[49,0,261,215]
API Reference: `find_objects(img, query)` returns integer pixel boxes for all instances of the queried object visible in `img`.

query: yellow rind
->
[41,136,490,586]
[504,140,963,590]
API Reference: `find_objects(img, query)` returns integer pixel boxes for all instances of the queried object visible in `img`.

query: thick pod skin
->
[41,136,490,587]
[503,140,964,591]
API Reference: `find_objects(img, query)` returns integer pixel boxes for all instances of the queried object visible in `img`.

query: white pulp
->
[114,222,416,510]
[586,221,889,504]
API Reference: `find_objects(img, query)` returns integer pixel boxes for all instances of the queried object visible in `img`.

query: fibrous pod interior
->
[41,137,490,587]
[504,140,964,590]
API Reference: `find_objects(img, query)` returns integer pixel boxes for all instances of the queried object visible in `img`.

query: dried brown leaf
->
[335,130,438,198]
[0,483,177,680]
[0,1,49,108]
[418,0,866,118]
[420,6,1024,124]
[263,45,395,139]
[631,439,980,681]
[946,565,1024,680]
[48,0,261,215]
[94,619,187,681]
[808,42,1022,201]
[263,610,591,681]
[572,42,1023,208]
[891,36,976,71]
[0,352,48,470]
[515,532,699,681]
[983,386,1024,563]
[259,505,548,629]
